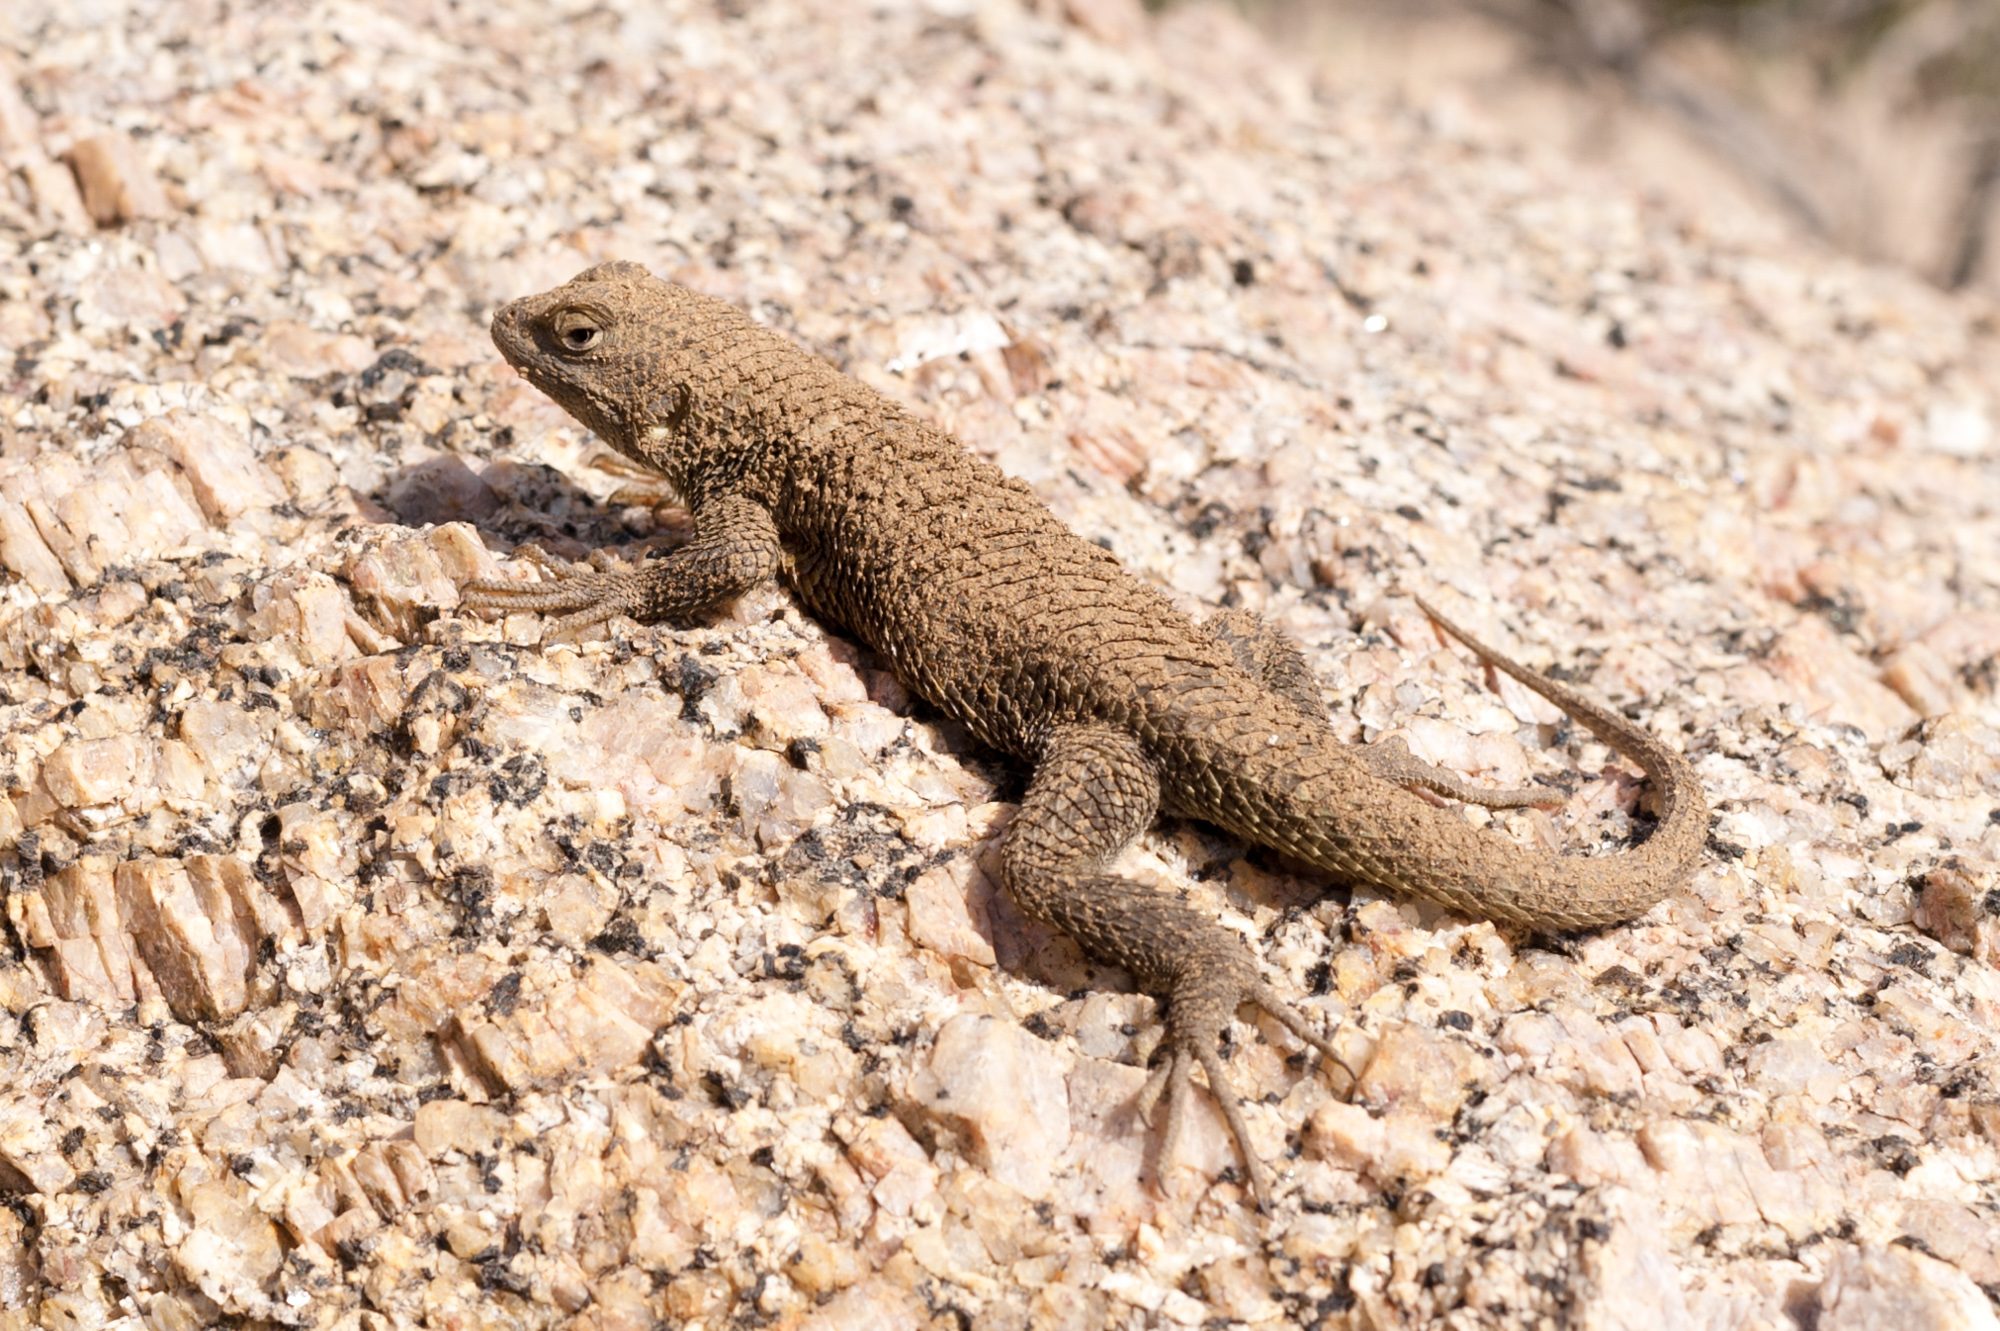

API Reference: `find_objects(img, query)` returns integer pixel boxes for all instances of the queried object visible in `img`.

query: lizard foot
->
[1132,965,1355,1210]
[459,544,650,639]
[1364,735,1560,810]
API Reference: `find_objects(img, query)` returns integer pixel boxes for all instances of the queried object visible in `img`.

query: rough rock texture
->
[0,1,1996,1328]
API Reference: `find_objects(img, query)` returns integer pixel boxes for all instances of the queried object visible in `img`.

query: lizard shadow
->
[380,452,682,559]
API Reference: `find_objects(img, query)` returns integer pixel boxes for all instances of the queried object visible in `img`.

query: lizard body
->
[464,261,1708,1204]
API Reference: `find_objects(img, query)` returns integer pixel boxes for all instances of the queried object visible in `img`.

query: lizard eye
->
[551,311,603,354]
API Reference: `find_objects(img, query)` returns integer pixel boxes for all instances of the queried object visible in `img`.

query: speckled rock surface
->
[1,1,1998,1328]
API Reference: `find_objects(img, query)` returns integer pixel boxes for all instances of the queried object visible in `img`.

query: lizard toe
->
[1133,1047,1178,1128]
[1250,981,1361,1086]
[1188,1037,1272,1207]
[511,542,581,576]
[460,546,651,632]
[542,595,636,641]
[461,574,619,616]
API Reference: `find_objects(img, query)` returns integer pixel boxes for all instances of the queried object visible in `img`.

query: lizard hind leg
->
[1206,607,1325,717]
[1207,608,1555,811]
[1001,722,1346,1208]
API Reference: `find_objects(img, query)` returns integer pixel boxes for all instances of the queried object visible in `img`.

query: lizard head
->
[489,261,720,462]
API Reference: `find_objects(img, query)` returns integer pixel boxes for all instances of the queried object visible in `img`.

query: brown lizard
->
[461,261,1708,1206]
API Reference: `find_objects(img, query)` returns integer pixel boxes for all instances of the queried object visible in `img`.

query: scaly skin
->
[463,261,1708,1206]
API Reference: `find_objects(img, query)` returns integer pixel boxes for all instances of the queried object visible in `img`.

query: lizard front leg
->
[460,492,781,637]
[1002,722,1344,1207]
[1208,607,1553,810]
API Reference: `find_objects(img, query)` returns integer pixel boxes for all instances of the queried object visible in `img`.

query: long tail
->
[1404,595,1709,930]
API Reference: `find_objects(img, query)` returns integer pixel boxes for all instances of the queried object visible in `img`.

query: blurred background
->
[1153,0,2000,298]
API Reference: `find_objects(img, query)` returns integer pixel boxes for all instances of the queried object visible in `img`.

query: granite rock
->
[0,0,1996,1327]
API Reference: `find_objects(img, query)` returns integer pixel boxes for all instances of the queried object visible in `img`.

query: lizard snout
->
[488,301,519,347]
